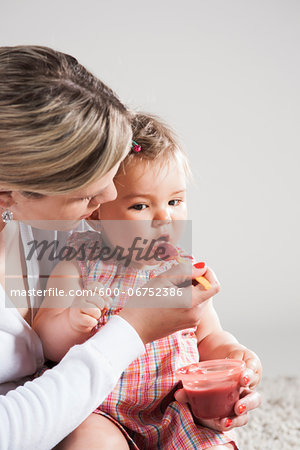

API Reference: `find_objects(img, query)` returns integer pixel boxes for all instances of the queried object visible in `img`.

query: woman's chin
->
[18,219,82,231]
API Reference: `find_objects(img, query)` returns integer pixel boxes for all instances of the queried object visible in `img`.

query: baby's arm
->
[196,299,241,360]
[196,299,262,388]
[33,260,106,362]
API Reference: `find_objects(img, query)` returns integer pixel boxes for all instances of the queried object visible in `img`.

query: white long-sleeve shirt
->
[0,223,145,449]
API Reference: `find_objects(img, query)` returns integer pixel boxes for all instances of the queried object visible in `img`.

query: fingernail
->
[238,404,247,414]
[194,262,206,269]
[225,418,232,427]
[243,376,250,386]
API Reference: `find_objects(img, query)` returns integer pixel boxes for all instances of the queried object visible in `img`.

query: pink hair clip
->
[131,140,141,152]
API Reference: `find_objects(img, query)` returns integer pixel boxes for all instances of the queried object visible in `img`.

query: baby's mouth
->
[152,236,178,262]
[156,234,170,243]
[152,234,170,251]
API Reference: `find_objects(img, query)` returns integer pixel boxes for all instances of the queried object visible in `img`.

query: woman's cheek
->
[65,205,83,220]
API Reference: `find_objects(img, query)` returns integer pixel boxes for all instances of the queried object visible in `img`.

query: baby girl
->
[34,113,262,449]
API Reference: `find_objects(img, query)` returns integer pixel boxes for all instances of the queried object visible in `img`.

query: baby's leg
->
[55,413,129,450]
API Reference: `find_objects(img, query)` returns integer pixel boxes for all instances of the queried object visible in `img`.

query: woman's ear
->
[0,191,13,210]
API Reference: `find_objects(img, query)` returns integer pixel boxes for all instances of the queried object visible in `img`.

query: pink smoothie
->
[184,381,240,419]
[176,360,245,420]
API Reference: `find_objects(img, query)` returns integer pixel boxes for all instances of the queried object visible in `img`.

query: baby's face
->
[98,158,187,265]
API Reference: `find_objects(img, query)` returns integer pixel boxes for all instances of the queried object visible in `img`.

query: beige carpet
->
[236,376,300,449]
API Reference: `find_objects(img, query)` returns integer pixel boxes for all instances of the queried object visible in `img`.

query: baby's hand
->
[175,385,261,432]
[175,346,262,433]
[68,282,112,333]
[226,346,262,389]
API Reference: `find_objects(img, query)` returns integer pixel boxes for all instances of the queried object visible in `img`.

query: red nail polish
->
[243,376,250,385]
[238,404,247,414]
[194,262,205,269]
[225,418,232,427]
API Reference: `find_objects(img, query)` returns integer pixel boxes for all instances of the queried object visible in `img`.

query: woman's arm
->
[34,259,219,362]
[0,315,145,450]
[1,262,217,449]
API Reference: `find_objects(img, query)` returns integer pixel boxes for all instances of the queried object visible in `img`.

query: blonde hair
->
[0,46,131,195]
[120,113,191,178]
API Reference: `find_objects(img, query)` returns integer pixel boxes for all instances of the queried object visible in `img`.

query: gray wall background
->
[1,0,299,376]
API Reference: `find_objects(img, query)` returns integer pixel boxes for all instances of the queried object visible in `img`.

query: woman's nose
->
[102,182,118,203]
[91,182,118,207]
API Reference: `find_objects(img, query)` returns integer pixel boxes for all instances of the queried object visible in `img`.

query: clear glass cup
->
[176,359,246,419]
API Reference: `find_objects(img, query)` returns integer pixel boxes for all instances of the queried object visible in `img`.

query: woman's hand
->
[119,262,220,344]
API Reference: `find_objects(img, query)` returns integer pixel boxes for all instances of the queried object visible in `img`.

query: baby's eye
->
[129,204,148,211]
[169,199,182,206]
[80,196,93,202]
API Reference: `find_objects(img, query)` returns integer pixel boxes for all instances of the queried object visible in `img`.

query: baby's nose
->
[152,216,172,227]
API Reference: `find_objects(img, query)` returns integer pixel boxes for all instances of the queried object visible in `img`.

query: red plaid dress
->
[68,231,238,449]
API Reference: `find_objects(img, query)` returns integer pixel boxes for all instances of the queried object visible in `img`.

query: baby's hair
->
[120,113,192,179]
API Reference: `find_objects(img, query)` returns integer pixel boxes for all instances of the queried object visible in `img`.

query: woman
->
[0,46,261,450]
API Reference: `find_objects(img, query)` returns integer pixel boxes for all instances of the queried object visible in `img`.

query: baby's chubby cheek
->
[103,221,159,258]
[99,220,137,247]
